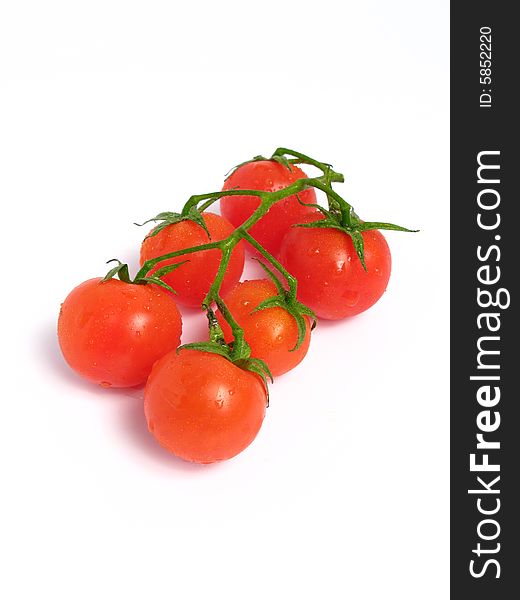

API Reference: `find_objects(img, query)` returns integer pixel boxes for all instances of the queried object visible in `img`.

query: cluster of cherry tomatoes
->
[58,153,399,464]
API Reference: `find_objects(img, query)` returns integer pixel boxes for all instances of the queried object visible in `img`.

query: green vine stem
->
[108,148,416,388]
[240,230,298,301]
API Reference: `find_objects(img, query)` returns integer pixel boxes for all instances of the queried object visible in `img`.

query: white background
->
[0,2,449,598]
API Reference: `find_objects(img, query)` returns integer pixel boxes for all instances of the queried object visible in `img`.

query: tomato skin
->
[140,212,244,308]
[144,350,266,464]
[220,161,318,257]
[279,227,392,319]
[57,278,182,388]
[216,279,311,377]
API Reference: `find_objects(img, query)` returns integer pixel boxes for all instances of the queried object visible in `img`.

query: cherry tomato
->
[279,227,392,319]
[140,212,244,308]
[58,278,182,387]
[144,350,267,464]
[220,160,318,257]
[216,279,311,377]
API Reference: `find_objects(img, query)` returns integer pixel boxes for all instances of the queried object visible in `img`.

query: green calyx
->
[252,259,316,351]
[101,258,188,294]
[293,196,417,271]
[178,307,273,403]
[135,205,211,240]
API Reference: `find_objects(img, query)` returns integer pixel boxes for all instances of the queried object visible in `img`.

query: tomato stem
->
[135,240,222,281]
[124,148,416,379]
[272,147,344,184]
[239,230,298,301]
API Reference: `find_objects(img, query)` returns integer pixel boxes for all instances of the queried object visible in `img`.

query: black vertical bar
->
[451,2,518,598]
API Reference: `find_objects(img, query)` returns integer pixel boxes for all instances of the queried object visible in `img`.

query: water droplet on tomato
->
[100,381,112,388]
[335,262,346,275]
[342,290,359,307]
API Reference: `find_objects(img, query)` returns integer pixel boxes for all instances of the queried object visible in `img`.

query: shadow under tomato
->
[121,395,215,473]
[310,310,373,330]
[40,321,104,394]
[40,322,217,473]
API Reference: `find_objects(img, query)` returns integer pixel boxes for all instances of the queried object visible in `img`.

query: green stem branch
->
[135,240,222,281]
[126,148,412,369]
[272,147,344,183]
[136,162,348,355]
[240,230,298,300]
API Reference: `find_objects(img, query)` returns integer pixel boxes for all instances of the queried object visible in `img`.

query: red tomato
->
[220,160,318,257]
[140,212,244,308]
[144,350,267,464]
[279,227,392,319]
[58,278,182,387]
[216,279,311,377]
